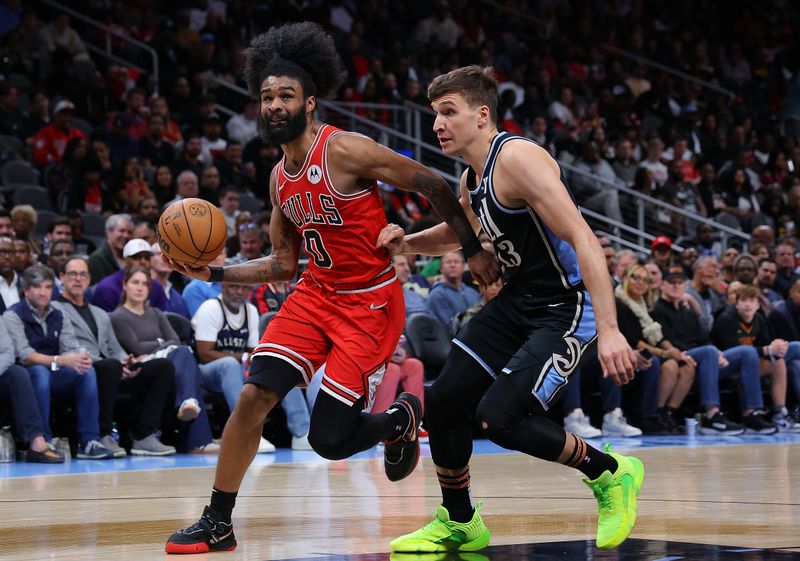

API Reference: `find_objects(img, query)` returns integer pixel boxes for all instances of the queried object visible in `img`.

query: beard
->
[259,107,308,145]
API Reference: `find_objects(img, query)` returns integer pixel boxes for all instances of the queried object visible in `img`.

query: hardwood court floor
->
[1,439,799,561]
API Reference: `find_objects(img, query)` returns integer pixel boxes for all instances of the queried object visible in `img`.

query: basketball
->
[157,198,228,268]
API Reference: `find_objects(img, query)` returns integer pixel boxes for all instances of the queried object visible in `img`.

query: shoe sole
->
[131,449,176,456]
[698,427,745,436]
[165,539,236,554]
[744,427,779,435]
[390,528,491,553]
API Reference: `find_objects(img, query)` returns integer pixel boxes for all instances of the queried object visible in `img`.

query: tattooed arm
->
[163,166,302,283]
[329,133,500,286]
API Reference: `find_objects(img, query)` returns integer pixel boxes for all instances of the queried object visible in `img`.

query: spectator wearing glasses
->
[616,264,693,432]
[0,237,20,313]
[91,239,168,313]
[53,256,176,456]
[225,223,264,266]
[719,246,741,287]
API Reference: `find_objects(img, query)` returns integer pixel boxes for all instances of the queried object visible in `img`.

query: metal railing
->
[40,0,160,93]
[205,75,749,249]
[600,44,736,99]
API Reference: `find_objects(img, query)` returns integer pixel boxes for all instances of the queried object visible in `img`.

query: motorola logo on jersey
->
[307,165,322,184]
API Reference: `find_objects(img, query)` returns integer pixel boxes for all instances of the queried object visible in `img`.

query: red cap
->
[651,236,672,250]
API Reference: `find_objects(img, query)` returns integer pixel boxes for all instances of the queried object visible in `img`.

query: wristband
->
[462,237,482,259]
[209,266,225,283]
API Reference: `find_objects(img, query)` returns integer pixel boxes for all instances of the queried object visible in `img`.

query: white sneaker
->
[257,437,276,453]
[177,398,201,422]
[193,442,221,453]
[563,408,602,439]
[771,407,800,433]
[601,408,643,437]
[291,433,312,450]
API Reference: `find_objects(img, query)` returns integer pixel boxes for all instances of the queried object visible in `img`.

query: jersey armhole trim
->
[322,130,375,201]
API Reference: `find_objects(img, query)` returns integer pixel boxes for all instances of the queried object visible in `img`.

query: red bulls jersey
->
[275,124,394,290]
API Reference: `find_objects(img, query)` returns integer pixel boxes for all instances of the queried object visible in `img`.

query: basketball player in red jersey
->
[163,22,499,554]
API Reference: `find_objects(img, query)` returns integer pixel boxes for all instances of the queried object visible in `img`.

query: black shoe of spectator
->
[641,415,672,435]
[698,412,745,435]
[743,410,779,435]
[657,408,682,434]
[24,447,64,463]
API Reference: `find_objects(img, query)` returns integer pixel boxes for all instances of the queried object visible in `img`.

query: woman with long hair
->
[616,263,689,431]
[115,157,154,213]
[109,266,217,453]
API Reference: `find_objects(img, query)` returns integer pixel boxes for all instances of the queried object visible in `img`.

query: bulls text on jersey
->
[281,192,344,229]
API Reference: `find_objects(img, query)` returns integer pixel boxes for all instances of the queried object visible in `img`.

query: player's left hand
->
[598,329,636,385]
[376,223,407,256]
[467,249,501,289]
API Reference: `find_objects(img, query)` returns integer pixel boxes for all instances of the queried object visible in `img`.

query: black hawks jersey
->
[467,132,584,297]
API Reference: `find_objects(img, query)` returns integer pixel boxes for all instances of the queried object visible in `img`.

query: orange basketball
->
[157,198,228,268]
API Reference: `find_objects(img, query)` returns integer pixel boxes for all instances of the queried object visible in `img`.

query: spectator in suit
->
[110,266,217,453]
[91,238,168,312]
[53,255,176,456]
[0,315,64,463]
[0,237,20,313]
[87,214,133,285]
[3,265,114,459]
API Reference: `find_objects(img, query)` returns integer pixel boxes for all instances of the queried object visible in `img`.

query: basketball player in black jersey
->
[379,65,644,552]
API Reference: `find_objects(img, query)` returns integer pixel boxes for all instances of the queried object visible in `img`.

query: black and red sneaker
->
[165,506,237,554]
[383,392,423,482]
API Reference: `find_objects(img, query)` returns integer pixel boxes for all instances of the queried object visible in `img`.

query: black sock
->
[386,401,412,441]
[563,434,618,480]
[209,487,238,523]
[438,467,474,522]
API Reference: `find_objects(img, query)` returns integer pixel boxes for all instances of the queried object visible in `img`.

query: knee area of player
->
[306,432,349,461]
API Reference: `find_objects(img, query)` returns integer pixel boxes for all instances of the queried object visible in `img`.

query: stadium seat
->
[33,210,57,237]
[72,117,93,137]
[239,193,262,214]
[81,213,106,238]
[165,312,194,346]
[0,135,22,158]
[404,313,452,381]
[259,311,278,336]
[12,184,52,210]
[2,160,40,187]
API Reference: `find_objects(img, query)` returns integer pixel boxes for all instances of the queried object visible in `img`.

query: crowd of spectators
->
[2,0,800,461]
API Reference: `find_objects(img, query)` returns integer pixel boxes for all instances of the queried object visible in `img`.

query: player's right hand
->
[467,249,501,289]
[376,223,407,256]
[161,255,211,281]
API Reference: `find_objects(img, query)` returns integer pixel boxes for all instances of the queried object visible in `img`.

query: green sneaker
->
[390,502,491,553]
[583,449,645,550]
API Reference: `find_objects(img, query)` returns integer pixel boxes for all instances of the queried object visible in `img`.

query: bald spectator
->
[165,170,199,208]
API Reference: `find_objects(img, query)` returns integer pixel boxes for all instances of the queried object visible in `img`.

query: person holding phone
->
[53,255,177,455]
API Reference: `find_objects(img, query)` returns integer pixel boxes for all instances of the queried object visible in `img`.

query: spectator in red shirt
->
[32,100,86,168]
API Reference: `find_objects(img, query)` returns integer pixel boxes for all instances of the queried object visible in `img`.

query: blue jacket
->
[426,281,481,326]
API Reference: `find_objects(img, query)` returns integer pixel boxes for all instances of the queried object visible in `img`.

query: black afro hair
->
[244,22,347,101]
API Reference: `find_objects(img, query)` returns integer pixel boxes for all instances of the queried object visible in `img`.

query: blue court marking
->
[3,433,800,479]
